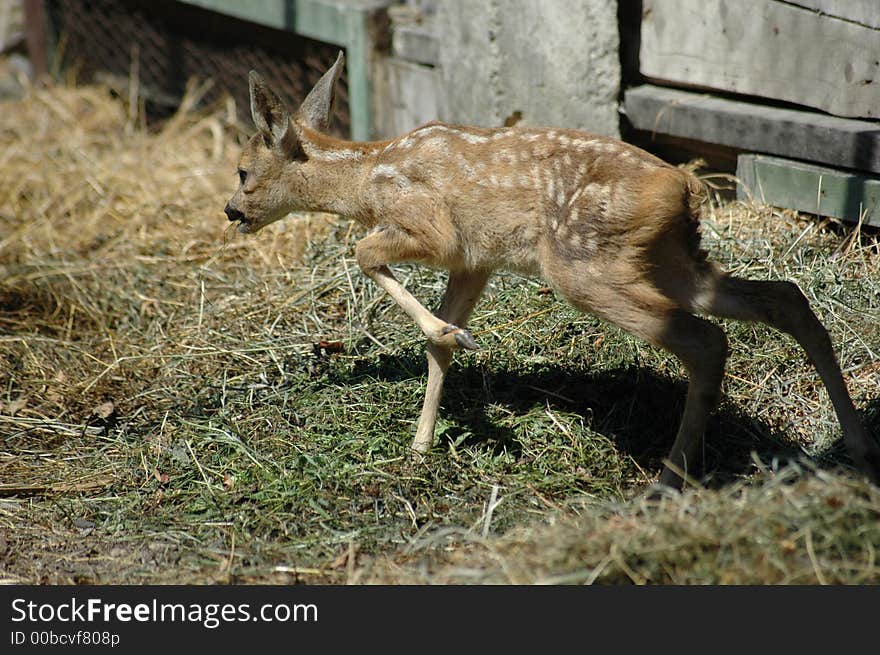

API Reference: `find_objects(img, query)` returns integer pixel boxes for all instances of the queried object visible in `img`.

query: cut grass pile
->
[1,79,879,584]
[365,465,880,584]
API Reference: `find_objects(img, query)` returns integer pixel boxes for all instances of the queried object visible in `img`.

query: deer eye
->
[238,169,248,185]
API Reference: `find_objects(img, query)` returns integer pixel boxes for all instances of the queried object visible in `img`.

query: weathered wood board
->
[640,0,880,119]
[789,1,880,30]
[624,84,880,175]
[737,154,880,227]
[373,57,443,138]
[392,20,439,67]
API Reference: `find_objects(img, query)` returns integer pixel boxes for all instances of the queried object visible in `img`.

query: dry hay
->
[362,465,880,584]
[0,79,338,475]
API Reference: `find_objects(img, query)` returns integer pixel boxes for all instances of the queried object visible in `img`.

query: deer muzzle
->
[224,204,246,224]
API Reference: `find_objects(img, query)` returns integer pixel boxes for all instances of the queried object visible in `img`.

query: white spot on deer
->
[574,138,599,152]
[414,125,444,138]
[312,147,365,162]
[584,182,611,201]
[409,124,488,146]
[563,152,573,167]
[372,163,411,189]
[390,133,420,151]
[530,166,542,189]
[568,186,585,206]
[555,187,566,207]
[452,128,489,145]
[569,206,579,224]
[421,135,450,155]
[456,153,477,178]
[372,163,398,177]
[546,176,556,202]
[491,150,516,165]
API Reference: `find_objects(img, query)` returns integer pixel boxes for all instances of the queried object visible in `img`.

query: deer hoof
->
[441,324,480,350]
[454,331,480,350]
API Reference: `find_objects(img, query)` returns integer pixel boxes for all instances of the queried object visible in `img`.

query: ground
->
[1,80,879,585]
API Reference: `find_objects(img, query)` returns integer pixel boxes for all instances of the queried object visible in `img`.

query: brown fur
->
[224,54,880,490]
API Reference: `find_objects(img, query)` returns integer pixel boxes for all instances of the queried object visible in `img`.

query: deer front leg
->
[412,270,490,453]
[355,225,480,350]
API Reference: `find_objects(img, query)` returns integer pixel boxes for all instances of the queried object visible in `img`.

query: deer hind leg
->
[696,274,880,483]
[551,269,728,489]
[610,305,728,490]
[355,224,480,351]
[653,312,729,488]
[411,270,490,453]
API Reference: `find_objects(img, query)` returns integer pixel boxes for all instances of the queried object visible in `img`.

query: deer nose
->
[224,204,245,223]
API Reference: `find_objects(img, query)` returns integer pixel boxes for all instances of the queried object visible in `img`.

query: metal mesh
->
[46,0,351,136]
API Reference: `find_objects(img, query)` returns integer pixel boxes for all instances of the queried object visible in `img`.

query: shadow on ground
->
[343,350,871,488]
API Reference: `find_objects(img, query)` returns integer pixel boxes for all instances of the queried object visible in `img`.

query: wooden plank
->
[392,20,438,67]
[624,84,880,175]
[737,154,880,227]
[788,1,880,30]
[23,0,48,77]
[181,0,391,37]
[181,0,290,30]
[373,57,442,138]
[640,0,880,119]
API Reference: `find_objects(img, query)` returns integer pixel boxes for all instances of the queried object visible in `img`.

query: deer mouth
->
[225,204,255,233]
[236,215,265,234]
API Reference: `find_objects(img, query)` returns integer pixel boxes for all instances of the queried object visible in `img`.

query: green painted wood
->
[181,0,290,30]
[179,0,392,140]
[737,154,880,227]
[292,0,350,43]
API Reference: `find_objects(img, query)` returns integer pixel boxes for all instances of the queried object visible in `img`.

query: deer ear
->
[249,70,292,147]
[297,51,344,133]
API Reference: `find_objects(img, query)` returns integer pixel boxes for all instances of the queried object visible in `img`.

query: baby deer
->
[224,52,880,490]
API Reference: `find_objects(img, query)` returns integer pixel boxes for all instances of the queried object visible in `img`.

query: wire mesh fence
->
[45,0,350,135]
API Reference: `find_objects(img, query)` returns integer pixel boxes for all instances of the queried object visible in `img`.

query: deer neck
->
[297,126,383,223]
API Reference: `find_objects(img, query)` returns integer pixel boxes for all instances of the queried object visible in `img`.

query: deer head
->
[224,51,345,234]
